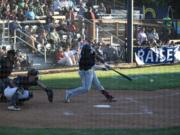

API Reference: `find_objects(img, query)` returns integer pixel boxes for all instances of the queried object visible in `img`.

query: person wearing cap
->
[4,68,53,111]
[0,49,16,102]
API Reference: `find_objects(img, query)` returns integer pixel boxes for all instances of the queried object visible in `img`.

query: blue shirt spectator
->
[25,7,36,20]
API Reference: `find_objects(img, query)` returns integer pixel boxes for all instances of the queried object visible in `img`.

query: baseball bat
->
[94,48,132,81]
[110,68,132,81]
[105,64,132,81]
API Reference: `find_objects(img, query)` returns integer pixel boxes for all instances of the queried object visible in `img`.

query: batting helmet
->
[81,44,94,56]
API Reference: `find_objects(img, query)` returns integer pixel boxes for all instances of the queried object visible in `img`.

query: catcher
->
[4,68,53,111]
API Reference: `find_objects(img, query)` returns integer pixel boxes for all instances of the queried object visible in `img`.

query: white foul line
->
[98,111,153,116]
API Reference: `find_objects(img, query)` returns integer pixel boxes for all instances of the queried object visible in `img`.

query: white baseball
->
[150,79,154,83]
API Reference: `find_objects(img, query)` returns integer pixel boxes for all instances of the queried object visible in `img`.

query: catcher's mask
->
[28,68,39,81]
[28,68,39,76]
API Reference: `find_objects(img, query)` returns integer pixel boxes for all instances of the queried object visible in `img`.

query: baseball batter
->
[65,43,116,103]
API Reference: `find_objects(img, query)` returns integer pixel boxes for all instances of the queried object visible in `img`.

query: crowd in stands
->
[4,1,172,69]
[0,0,110,21]
[0,1,177,71]
[0,46,32,70]
[0,0,117,68]
[136,26,175,47]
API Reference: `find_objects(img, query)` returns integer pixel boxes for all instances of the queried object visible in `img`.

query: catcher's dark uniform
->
[13,68,53,103]
[0,54,15,102]
[13,76,38,90]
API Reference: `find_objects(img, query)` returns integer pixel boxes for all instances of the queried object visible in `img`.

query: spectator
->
[47,27,61,50]
[148,28,160,46]
[169,40,175,46]
[56,20,68,34]
[2,3,11,19]
[51,0,61,12]
[98,2,106,14]
[84,7,97,40]
[16,8,26,21]
[86,0,93,8]
[25,6,36,20]
[26,26,37,53]
[55,46,77,66]
[106,5,111,14]
[96,42,104,56]
[66,7,75,22]
[32,0,44,16]
[9,20,22,37]
[68,21,77,38]
[15,51,31,70]
[78,2,86,16]
[8,10,17,20]
[9,0,17,11]
[55,47,65,64]
[84,6,96,20]
[37,29,48,51]
[43,3,50,15]
[63,46,76,66]
[18,0,25,10]
[45,0,53,9]
[45,11,55,31]
[137,27,148,46]
[60,0,74,10]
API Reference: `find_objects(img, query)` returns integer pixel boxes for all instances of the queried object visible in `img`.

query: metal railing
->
[14,28,47,63]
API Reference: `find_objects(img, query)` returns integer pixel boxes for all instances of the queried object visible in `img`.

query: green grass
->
[0,127,180,135]
[38,64,180,90]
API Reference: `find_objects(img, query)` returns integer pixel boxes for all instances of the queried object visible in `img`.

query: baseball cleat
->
[64,90,71,103]
[8,105,21,111]
[107,96,117,102]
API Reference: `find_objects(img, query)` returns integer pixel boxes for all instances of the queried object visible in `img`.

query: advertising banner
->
[134,46,180,65]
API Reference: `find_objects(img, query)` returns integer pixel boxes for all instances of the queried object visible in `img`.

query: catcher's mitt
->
[45,88,53,103]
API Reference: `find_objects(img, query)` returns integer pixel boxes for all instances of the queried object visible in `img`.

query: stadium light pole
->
[127,0,134,63]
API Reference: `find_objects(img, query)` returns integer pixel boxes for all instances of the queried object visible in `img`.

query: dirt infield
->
[0,89,180,129]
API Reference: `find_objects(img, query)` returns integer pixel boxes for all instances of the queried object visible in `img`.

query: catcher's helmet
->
[28,68,39,76]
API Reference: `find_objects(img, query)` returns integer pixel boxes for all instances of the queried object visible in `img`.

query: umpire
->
[0,49,16,102]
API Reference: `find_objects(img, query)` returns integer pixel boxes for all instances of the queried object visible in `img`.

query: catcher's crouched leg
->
[17,91,33,105]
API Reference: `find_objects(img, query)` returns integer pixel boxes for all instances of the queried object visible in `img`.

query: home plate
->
[64,112,74,116]
[93,105,111,108]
